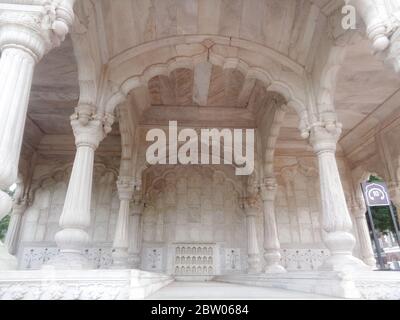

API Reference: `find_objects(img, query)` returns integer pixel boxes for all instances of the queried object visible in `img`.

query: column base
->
[320,253,371,273]
[264,264,287,274]
[0,242,17,270]
[111,249,129,269]
[43,251,93,270]
[264,251,286,273]
[363,257,377,268]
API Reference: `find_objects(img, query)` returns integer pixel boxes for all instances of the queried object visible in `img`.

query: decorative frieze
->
[142,248,163,272]
[280,248,330,271]
[19,246,114,270]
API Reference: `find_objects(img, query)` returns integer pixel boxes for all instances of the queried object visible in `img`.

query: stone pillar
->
[47,107,112,269]
[349,0,390,51]
[4,199,27,255]
[310,124,369,272]
[128,190,144,269]
[0,1,74,269]
[244,203,261,274]
[353,204,376,267]
[260,178,286,273]
[112,176,135,268]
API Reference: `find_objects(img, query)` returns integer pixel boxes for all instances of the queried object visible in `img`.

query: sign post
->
[360,182,400,270]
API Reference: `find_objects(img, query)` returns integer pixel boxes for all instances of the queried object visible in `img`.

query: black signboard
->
[361,182,391,207]
[361,181,400,270]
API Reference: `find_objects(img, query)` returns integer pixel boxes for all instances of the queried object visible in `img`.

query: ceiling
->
[21,0,400,162]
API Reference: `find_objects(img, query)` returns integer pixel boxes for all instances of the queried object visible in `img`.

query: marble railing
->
[280,248,330,271]
[17,244,330,272]
[18,245,114,270]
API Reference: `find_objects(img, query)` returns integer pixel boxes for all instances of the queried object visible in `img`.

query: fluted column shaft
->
[128,191,144,268]
[4,200,27,255]
[310,124,368,272]
[245,205,260,274]
[0,48,35,221]
[353,206,376,267]
[112,177,135,268]
[260,179,286,273]
[0,3,75,270]
[46,108,111,269]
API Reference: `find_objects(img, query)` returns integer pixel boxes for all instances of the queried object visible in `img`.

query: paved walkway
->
[146,281,339,300]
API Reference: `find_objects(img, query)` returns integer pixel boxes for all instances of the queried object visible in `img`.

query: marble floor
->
[146,281,341,300]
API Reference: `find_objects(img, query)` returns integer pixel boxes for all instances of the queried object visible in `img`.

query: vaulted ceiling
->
[21,0,400,163]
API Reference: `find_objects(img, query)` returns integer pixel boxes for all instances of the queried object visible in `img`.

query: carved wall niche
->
[141,165,247,274]
[275,157,322,246]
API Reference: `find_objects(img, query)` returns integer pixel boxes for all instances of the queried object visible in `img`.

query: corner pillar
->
[260,179,286,273]
[46,106,112,269]
[128,190,144,269]
[310,123,369,272]
[244,203,261,274]
[4,199,27,255]
[112,177,135,268]
[353,204,376,267]
[0,1,74,269]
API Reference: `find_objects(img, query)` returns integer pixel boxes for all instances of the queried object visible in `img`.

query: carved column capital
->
[132,201,144,217]
[70,106,114,149]
[352,203,367,219]
[0,1,75,61]
[309,122,342,154]
[243,199,259,217]
[12,198,28,215]
[260,178,278,202]
[116,176,135,201]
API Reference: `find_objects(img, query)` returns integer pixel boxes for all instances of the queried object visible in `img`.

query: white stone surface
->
[1,0,400,300]
[0,269,173,300]
[146,281,338,300]
[217,271,400,300]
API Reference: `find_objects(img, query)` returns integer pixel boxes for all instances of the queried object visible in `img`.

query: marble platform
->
[0,269,173,300]
[215,271,400,299]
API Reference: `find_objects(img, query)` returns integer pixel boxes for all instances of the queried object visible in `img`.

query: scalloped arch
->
[104,41,309,130]
[144,165,245,198]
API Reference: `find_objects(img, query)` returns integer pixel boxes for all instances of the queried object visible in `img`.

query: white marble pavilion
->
[0,0,400,300]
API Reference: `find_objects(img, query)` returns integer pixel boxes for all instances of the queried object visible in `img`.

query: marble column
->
[310,123,369,272]
[112,177,135,268]
[260,178,286,273]
[244,203,261,274]
[46,107,111,269]
[349,0,390,51]
[350,1,400,72]
[353,204,376,267]
[0,2,74,269]
[4,199,27,255]
[128,191,144,269]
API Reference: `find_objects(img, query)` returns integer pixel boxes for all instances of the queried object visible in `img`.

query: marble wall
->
[274,156,323,246]
[141,165,249,274]
[16,151,362,272]
[19,164,119,249]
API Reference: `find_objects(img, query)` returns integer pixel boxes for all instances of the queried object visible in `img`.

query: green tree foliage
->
[0,187,14,242]
[0,215,10,242]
